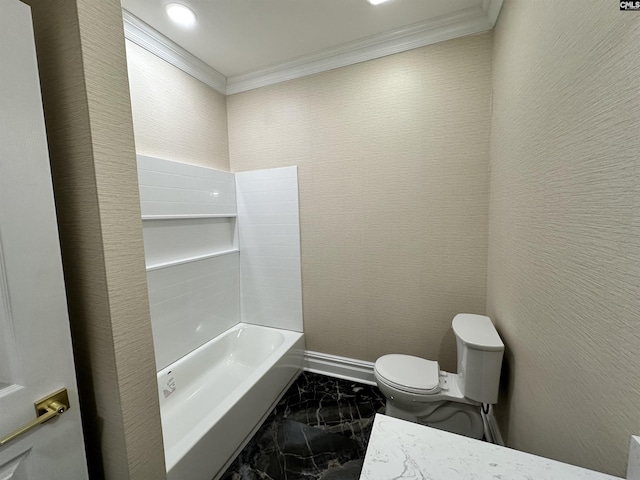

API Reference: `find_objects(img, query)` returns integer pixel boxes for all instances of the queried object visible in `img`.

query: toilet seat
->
[374,354,440,395]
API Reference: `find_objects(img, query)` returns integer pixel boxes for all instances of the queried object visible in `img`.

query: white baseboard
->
[304,350,376,386]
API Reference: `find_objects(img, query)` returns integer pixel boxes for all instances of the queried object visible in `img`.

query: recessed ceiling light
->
[165,3,197,28]
[368,0,391,4]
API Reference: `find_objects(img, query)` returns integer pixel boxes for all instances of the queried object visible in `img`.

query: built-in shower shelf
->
[146,249,239,272]
[142,214,237,220]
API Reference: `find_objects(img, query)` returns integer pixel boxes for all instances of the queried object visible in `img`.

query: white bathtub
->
[157,323,305,480]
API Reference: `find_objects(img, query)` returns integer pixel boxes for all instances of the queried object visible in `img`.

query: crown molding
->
[122,9,227,94]
[482,0,504,25]
[122,0,503,96]
[226,5,494,94]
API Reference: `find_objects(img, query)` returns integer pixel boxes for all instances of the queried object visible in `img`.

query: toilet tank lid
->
[452,314,504,352]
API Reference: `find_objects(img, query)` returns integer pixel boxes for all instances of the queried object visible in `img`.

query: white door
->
[0,0,89,478]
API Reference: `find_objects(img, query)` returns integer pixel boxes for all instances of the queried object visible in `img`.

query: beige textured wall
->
[487,1,640,476]
[228,34,492,369]
[25,1,165,478]
[126,40,229,170]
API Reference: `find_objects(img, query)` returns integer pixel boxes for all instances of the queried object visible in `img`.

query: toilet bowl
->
[374,314,504,440]
[374,354,485,438]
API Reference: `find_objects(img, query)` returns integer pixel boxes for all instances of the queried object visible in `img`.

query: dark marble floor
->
[219,372,386,480]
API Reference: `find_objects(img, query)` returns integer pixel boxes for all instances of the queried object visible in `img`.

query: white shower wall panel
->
[142,217,237,269]
[137,156,303,371]
[137,156,241,370]
[137,154,237,216]
[235,166,303,332]
[147,253,240,370]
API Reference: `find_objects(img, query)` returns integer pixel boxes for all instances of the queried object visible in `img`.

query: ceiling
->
[121,0,502,94]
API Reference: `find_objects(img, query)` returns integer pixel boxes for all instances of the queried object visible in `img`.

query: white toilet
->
[374,313,504,439]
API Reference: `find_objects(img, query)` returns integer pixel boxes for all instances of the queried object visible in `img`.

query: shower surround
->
[137,155,304,479]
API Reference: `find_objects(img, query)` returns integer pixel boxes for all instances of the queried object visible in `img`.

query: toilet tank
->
[452,314,504,404]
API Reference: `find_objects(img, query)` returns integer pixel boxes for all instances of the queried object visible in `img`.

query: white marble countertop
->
[360,414,621,480]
